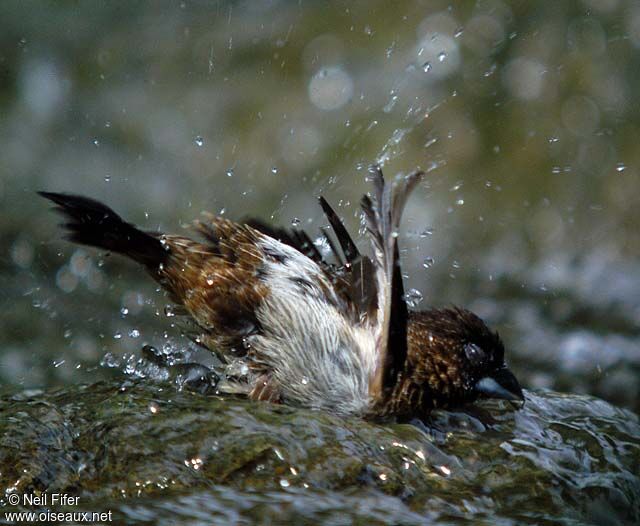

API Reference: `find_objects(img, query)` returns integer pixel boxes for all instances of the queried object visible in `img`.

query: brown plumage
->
[39,166,523,419]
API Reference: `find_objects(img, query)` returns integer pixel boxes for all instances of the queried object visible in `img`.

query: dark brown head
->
[387,307,524,417]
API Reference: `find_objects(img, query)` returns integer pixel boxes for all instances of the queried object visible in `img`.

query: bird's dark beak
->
[475,367,524,404]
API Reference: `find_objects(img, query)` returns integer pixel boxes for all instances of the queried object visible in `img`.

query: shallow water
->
[1,381,638,525]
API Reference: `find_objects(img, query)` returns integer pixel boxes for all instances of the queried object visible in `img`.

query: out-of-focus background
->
[1,0,638,412]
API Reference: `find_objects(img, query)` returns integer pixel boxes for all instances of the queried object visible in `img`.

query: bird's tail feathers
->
[38,191,167,268]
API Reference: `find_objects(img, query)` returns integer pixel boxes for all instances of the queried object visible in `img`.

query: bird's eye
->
[464,343,486,366]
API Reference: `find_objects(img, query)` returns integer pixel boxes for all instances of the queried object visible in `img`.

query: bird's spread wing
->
[318,197,378,319]
[246,166,425,401]
[245,205,378,322]
[361,166,425,399]
[242,219,323,264]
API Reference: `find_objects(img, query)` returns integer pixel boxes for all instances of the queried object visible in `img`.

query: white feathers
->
[252,236,377,415]
[215,171,424,413]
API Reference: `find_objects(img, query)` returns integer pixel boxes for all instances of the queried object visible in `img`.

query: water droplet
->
[454,27,464,38]
[149,402,160,414]
[364,25,372,36]
[422,61,432,73]
[129,329,140,338]
[484,63,497,77]
[548,136,559,143]
[385,42,396,58]
[615,162,626,172]
[206,275,215,286]
[314,236,330,255]
[53,359,65,368]
[114,331,122,339]
[423,257,434,268]
[438,52,446,62]
[452,260,461,269]
[104,175,111,182]
[92,138,100,147]
[301,376,309,385]
[291,217,301,227]
[383,92,398,113]
[186,457,203,470]
[456,198,464,206]
[226,168,234,177]
[101,352,118,368]
[420,228,433,238]
[424,137,438,149]
[63,329,73,338]
[403,288,423,308]
[164,305,175,317]
[194,136,204,147]
[120,307,129,316]
[271,166,278,175]
[159,237,171,251]
[280,479,290,488]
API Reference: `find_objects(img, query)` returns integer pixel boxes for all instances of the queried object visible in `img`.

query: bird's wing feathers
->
[361,166,425,398]
[244,202,378,321]
[315,197,379,320]
[318,196,360,264]
[245,167,424,401]
[242,219,323,263]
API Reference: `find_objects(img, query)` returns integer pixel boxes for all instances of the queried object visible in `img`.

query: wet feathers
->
[40,167,523,419]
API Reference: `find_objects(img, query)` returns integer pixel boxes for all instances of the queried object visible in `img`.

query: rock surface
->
[1,381,638,525]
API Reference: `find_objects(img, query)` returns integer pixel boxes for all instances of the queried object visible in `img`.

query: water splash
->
[403,288,424,307]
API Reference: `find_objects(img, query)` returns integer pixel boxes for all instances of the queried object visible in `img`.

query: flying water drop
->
[403,288,424,308]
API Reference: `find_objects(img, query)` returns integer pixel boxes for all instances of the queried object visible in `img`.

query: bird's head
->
[402,307,524,413]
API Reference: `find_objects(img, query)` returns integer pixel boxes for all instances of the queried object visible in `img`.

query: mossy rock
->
[1,381,638,524]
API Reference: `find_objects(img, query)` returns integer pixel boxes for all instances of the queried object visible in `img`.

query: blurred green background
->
[1,0,638,411]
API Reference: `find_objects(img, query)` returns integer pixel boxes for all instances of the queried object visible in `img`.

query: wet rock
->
[1,381,638,524]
